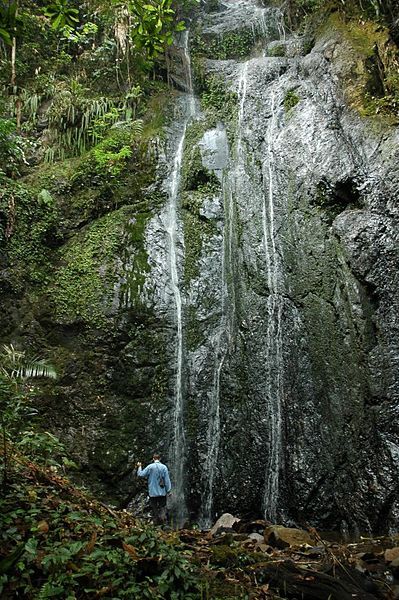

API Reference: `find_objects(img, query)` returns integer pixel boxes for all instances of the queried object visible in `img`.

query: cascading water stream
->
[231,26,286,523]
[262,86,285,522]
[216,0,286,524]
[165,30,197,527]
[199,61,250,527]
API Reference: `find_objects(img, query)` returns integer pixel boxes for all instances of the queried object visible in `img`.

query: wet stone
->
[209,513,241,537]
[385,547,399,563]
[264,525,315,549]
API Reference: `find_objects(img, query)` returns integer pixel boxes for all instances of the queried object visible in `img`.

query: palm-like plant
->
[0,344,56,488]
[1,344,57,380]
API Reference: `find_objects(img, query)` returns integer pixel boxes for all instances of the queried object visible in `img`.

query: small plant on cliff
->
[201,75,238,123]
[284,89,300,112]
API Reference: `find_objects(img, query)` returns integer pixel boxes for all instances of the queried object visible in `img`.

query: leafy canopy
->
[0,1,22,45]
[44,0,79,30]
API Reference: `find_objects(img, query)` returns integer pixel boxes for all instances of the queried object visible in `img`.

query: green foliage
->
[75,124,143,185]
[0,1,22,46]
[0,118,27,179]
[362,52,399,118]
[0,344,57,488]
[1,344,56,381]
[43,79,145,161]
[16,430,75,469]
[284,89,300,112]
[0,460,200,599]
[364,89,399,115]
[192,28,254,60]
[1,180,62,287]
[93,140,133,175]
[266,43,286,57]
[44,84,118,161]
[130,0,184,58]
[60,21,98,44]
[44,0,79,31]
[94,0,197,64]
[290,0,324,19]
[201,76,237,123]
[88,107,122,142]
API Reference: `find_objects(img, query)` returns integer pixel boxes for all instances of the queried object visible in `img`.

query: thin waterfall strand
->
[262,87,284,522]
[166,30,197,526]
[200,61,249,526]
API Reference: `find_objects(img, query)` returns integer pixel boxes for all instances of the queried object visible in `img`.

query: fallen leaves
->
[122,542,139,561]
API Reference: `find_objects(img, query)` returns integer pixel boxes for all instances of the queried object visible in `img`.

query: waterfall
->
[133,0,398,533]
[232,40,286,522]
[199,59,251,527]
[165,30,197,527]
[261,83,285,521]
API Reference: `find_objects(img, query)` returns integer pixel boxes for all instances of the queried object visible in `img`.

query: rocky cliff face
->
[141,0,399,531]
[2,0,398,533]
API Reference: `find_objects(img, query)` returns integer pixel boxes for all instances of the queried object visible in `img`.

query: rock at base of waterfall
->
[385,547,399,563]
[209,513,241,537]
[247,532,264,543]
[264,525,314,549]
[234,519,269,534]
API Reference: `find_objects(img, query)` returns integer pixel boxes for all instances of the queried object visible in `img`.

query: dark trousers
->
[149,495,167,525]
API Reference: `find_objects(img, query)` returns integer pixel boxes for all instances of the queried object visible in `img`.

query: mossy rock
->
[48,208,130,326]
[193,28,254,61]
[319,12,399,120]
[209,544,264,568]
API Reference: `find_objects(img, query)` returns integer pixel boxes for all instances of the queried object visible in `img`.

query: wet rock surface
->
[150,0,399,530]
[264,525,315,549]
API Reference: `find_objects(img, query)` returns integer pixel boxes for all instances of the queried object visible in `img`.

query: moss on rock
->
[192,27,255,61]
[319,12,399,120]
[48,208,127,326]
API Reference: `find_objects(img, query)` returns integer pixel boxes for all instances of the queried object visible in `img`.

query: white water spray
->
[200,60,250,527]
[262,87,284,522]
[165,31,197,527]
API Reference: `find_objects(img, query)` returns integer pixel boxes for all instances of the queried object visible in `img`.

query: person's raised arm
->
[136,462,150,477]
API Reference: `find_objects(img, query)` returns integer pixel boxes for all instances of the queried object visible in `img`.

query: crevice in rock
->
[365,45,387,98]
[312,177,363,223]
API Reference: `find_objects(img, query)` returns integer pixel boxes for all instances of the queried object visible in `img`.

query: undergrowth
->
[0,449,200,599]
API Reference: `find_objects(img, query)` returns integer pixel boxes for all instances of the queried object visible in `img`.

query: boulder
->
[248,532,264,543]
[209,513,241,537]
[233,519,268,534]
[264,525,314,549]
[385,547,399,563]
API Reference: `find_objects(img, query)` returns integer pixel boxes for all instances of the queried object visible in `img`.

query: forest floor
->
[1,450,399,599]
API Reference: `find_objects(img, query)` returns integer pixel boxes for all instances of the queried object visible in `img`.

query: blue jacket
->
[137,461,172,497]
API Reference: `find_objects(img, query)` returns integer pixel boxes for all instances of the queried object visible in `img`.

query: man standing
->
[137,453,171,525]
